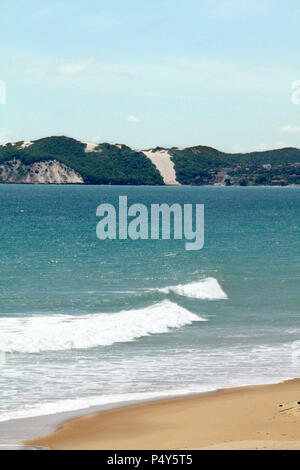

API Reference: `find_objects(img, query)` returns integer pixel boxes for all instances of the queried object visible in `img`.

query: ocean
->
[0,185,299,423]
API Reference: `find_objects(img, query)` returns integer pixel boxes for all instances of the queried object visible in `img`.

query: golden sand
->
[26,379,300,450]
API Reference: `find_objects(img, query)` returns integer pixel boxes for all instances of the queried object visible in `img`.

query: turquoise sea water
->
[0,185,299,421]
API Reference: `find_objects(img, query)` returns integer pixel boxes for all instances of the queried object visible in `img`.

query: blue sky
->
[0,0,300,151]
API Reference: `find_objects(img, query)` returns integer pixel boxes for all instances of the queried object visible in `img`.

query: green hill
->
[170,146,300,185]
[0,137,164,185]
[0,136,299,185]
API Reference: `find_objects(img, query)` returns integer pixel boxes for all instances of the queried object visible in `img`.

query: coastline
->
[24,379,300,450]
[0,396,179,446]
[0,182,299,187]
[0,391,204,447]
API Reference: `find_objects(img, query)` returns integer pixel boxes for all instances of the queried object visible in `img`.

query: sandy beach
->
[25,379,300,450]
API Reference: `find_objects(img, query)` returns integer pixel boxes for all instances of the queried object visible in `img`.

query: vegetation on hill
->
[0,137,164,185]
[0,137,300,185]
[170,146,300,185]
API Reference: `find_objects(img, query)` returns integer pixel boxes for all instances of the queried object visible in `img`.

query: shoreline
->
[24,379,300,450]
[0,182,299,187]
[0,397,173,446]
[0,377,292,445]
[0,391,203,447]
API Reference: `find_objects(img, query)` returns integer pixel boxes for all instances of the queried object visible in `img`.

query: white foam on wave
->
[0,301,204,354]
[0,388,204,423]
[156,277,228,300]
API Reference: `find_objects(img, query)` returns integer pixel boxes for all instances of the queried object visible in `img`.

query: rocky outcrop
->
[0,159,83,184]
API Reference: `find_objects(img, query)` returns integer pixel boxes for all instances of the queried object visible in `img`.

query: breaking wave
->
[0,300,204,354]
[155,277,228,300]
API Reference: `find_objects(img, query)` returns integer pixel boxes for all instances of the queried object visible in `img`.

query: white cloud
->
[126,114,140,123]
[0,128,11,144]
[252,141,288,152]
[81,13,123,30]
[203,0,271,19]
[2,45,297,100]
[32,3,73,21]
[280,124,300,133]
[57,58,94,75]
[91,136,102,143]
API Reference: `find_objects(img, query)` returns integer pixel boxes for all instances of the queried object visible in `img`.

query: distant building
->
[215,171,229,185]
[222,167,234,173]
[271,179,288,186]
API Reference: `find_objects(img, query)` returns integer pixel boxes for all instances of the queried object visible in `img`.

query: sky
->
[0,0,300,151]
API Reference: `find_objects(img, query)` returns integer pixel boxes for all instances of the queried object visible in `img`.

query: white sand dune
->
[84,142,101,153]
[142,149,180,185]
[20,141,33,149]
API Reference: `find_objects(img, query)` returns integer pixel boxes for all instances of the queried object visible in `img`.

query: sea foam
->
[0,300,204,354]
[0,388,202,423]
[155,277,228,300]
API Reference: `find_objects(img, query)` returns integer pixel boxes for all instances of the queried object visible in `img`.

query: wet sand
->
[26,379,300,450]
